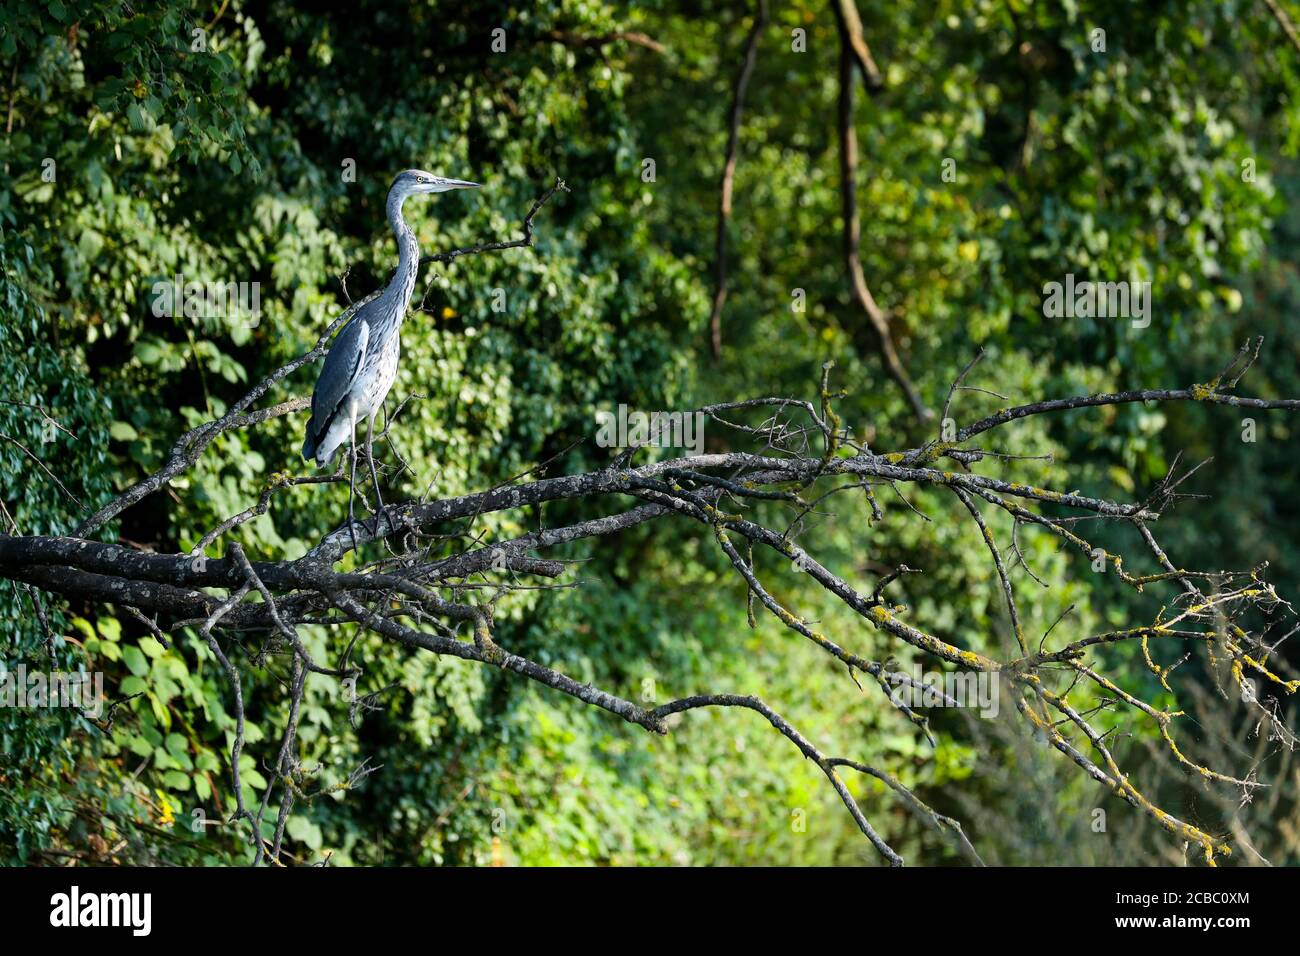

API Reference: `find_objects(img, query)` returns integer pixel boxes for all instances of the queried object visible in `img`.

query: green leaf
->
[139,635,166,658]
[243,768,268,790]
[123,645,148,676]
[287,815,323,850]
[148,692,170,729]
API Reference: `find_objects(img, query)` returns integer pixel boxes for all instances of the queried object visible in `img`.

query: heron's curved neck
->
[384,189,421,312]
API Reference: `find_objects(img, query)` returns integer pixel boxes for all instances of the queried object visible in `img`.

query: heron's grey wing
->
[303,311,371,458]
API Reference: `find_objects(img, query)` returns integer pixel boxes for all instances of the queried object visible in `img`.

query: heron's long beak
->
[444,178,480,189]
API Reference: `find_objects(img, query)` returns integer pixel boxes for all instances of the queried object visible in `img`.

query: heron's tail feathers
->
[305,428,346,470]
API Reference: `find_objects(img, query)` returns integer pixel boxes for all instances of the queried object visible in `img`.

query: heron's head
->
[390,169,481,199]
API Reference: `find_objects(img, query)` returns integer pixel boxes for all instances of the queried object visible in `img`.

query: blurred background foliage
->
[1,0,1298,865]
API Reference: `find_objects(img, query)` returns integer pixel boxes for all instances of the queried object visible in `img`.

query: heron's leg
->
[365,411,386,534]
[347,404,360,553]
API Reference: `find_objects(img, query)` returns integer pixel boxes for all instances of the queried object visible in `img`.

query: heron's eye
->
[417,176,427,183]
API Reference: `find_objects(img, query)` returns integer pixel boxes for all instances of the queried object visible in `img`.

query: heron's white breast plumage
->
[314,324,402,467]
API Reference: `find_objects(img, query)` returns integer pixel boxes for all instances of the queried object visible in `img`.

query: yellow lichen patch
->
[1236,653,1300,693]
[1030,683,1231,865]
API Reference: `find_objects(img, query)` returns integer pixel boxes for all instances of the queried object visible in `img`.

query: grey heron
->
[302,169,480,542]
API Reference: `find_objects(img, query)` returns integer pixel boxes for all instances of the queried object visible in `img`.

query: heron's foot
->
[345,500,364,552]
[367,504,389,537]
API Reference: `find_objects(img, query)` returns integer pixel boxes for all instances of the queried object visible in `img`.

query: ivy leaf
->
[123,645,148,676]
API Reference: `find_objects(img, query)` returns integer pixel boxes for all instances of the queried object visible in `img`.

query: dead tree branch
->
[832,3,931,422]
[5,336,1299,865]
[708,0,769,359]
